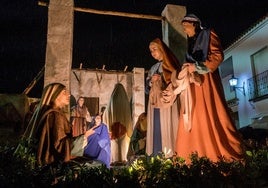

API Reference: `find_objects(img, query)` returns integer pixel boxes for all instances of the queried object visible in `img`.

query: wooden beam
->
[38,1,163,21]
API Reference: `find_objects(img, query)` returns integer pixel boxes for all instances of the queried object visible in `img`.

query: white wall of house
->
[221,16,268,128]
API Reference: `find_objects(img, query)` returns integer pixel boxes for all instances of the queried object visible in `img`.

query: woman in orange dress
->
[175,14,244,163]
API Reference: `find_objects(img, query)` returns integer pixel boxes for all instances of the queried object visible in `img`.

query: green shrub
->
[0,142,267,187]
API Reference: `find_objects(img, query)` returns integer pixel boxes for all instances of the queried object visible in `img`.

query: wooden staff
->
[22,66,45,95]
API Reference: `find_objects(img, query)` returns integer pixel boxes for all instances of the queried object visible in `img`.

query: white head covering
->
[182,14,203,29]
[182,14,201,24]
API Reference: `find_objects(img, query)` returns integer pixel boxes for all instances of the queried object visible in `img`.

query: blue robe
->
[83,123,111,168]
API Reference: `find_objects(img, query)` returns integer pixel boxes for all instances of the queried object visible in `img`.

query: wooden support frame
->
[38,1,163,21]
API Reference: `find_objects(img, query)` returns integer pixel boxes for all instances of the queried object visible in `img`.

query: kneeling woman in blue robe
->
[83,114,111,168]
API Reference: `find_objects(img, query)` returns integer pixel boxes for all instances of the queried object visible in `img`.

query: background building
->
[220,14,268,129]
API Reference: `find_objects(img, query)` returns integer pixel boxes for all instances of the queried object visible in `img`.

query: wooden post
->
[44,0,73,90]
[162,5,187,63]
[22,66,45,95]
[132,67,145,128]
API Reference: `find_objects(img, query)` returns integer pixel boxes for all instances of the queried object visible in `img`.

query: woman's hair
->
[149,38,181,84]
[77,96,84,103]
[193,22,202,34]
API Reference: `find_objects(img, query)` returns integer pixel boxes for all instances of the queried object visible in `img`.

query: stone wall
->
[70,67,145,129]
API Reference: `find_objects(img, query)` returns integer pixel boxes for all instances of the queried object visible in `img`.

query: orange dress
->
[175,30,244,163]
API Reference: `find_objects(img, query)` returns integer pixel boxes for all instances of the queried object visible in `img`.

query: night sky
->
[1,0,267,97]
